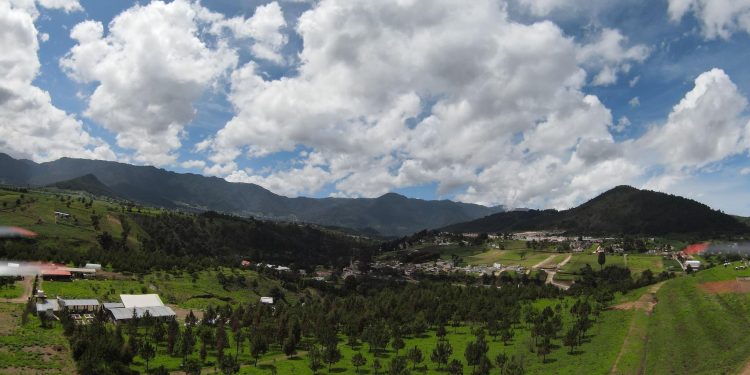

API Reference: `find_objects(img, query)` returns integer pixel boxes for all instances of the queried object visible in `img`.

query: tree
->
[323,344,342,372]
[392,335,405,355]
[351,352,367,374]
[447,359,463,375]
[431,341,453,370]
[597,251,606,270]
[184,358,202,375]
[308,345,323,374]
[140,341,155,372]
[373,358,382,375]
[388,356,409,375]
[686,264,694,275]
[500,327,514,346]
[563,327,579,354]
[407,346,423,370]
[436,324,447,341]
[220,354,240,375]
[536,337,551,363]
[283,336,297,358]
[180,327,196,364]
[250,335,268,366]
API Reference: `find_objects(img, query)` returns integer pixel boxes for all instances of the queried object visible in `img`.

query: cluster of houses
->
[35,292,176,323]
[371,259,526,277]
[38,262,101,281]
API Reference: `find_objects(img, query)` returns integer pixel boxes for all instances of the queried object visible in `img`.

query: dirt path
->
[532,254,559,269]
[545,254,573,290]
[0,276,33,304]
[610,282,665,374]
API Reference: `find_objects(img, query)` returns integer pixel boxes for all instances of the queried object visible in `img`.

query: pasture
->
[0,304,76,374]
[642,263,750,374]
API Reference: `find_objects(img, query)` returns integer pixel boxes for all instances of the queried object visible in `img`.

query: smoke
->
[704,242,750,256]
[0,260,49,277]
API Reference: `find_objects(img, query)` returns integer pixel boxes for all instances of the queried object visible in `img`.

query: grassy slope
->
[0,304,76,373]
[644,264,750,375]
[0,189,151,251]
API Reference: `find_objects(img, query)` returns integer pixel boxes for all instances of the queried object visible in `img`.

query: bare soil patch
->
[698,279,750,294]
[611,282,664,314]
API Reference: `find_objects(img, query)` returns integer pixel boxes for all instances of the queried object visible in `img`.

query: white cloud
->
[632,68,749,171]
[668,0,750,39]
[204,0,648,208]
[577,28,650,86]
[36,0,82,13]
[612,116,631,132]
[180,159,206,169]
[629,75,640,87]
[629,96,640,107]
[741,167,750,175]
[60,0,240,166]
[211,1,288,64]
[0,1,114,162]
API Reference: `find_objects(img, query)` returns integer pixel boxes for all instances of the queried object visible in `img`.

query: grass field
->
[123,297,633,374]
[642,263,750,374]
[556,253,665,281]
[0,304,76,374]
[466,249,562,268]
[0,282,23,299]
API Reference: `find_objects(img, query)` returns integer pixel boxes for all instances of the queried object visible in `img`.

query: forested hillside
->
[443,186,748,235]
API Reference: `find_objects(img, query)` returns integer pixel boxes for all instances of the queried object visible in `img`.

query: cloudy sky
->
[3,0,750,214]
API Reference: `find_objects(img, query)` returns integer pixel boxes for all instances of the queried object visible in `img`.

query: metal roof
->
[59,298,100,307]
[120,294,164,308]
[63,267,96,273]
[36,299,60,312]
[102,302,125,309]
[109,306,176,320]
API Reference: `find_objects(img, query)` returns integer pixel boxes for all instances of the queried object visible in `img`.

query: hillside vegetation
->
[443,186,748,236]
[0,153,502,236]
[0,187,373,271]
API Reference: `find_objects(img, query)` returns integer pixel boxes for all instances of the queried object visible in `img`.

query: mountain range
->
[441,185,748,235]
[0,153,503,236]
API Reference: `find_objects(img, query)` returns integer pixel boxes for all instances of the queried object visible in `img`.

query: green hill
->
[47,174,121,199]
[442,185,748,235]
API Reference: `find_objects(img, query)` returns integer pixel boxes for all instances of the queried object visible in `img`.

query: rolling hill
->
[442,185,749,235]
[0,153,503,236]
[47,174,121,199]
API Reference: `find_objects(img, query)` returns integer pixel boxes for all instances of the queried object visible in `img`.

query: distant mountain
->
[442,185,748,235]
[0,153,503,236]
[48,174,121,199]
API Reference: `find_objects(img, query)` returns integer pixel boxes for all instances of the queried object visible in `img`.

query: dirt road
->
[610,281,665,374]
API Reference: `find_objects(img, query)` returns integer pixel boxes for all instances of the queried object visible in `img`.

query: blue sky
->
[3,0,750,214]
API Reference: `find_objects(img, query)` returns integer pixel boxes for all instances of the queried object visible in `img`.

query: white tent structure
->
[120,294,165,308]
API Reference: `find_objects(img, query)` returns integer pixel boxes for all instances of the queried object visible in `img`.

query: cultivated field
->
[0,304,76,374]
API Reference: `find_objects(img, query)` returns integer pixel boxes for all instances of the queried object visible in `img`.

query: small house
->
[685,260,701,270]
[260,297,274,304]
[84,263,102,270]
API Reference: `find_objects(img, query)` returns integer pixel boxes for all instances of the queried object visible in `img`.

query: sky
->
[3,0,750,214]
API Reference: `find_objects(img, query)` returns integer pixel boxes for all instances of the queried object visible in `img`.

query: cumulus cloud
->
[668,0,750,39]
[577,28,650,86]
[201,0,652,208]
[0,1,114,162]
[60,0,242,166]
[632,68,749,171]
[211,1,288,64]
